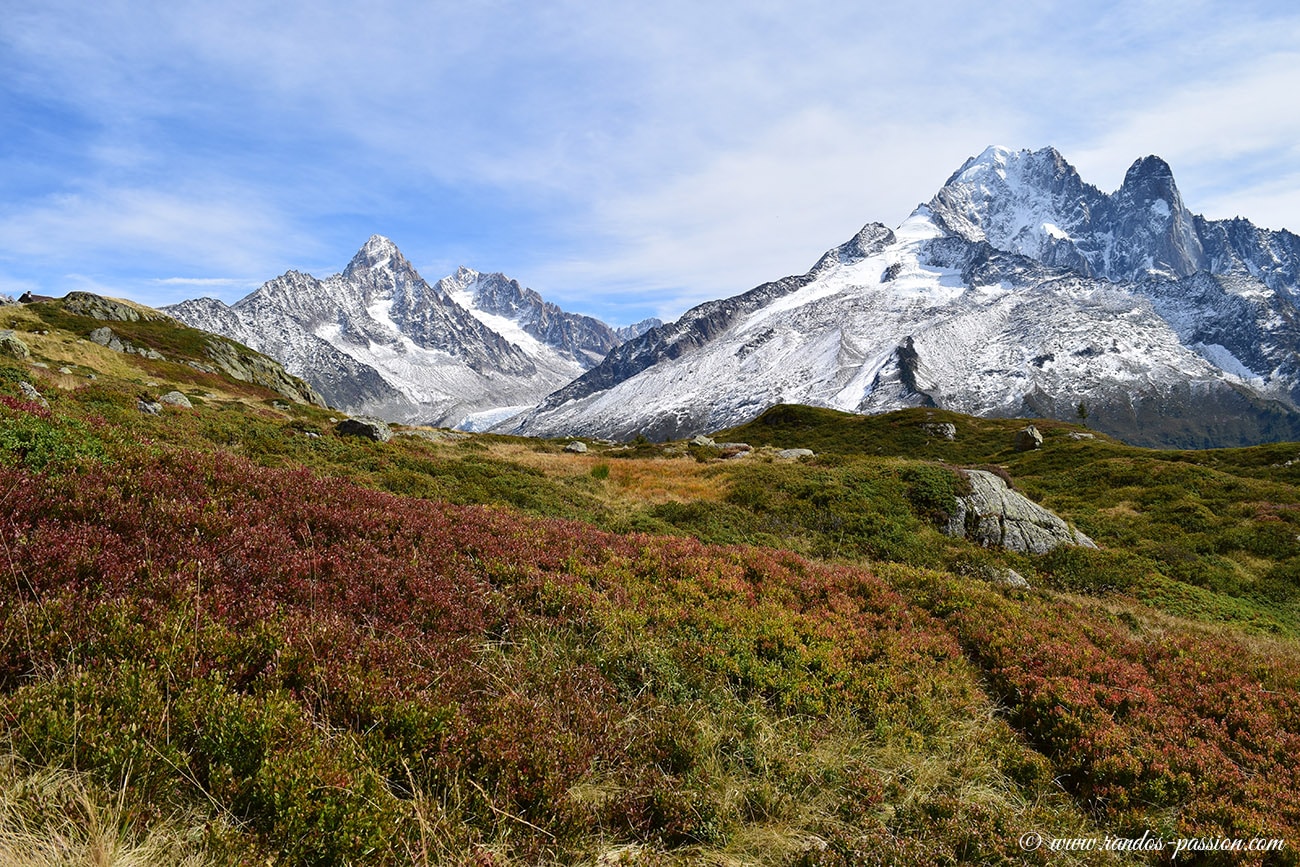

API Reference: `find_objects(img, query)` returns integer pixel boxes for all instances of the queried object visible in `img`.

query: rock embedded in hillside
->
[87,326,165,360]
[201,338,327,408]
[88,327,123,351]
[137,398,163,415]
[922,422,957,440]
[690,434,717,447]
[18,381,49,408]
[988,566,1031,589]
[776,448,815,459]
[159,390,193,409]
[0,330,31,360]
[1068,431,1096,440]
[945,469,1095,554]
[1013,425,1044,451]
[64,291,170,323]
[564,440,588,454]
[336,417,392,442]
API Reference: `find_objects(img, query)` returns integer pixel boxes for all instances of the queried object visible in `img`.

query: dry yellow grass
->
[0,756,211,867]
[1098,500,1142,518]
[482,443,728,506]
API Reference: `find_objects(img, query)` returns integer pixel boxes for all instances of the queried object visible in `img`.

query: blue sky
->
[3,0,1299,325]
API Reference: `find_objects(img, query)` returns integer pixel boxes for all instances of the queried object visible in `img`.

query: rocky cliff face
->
[926,146,1300,410]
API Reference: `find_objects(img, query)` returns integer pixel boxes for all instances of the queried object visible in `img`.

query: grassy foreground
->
[1,298,1299,864]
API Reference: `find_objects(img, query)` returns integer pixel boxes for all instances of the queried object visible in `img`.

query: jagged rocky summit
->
[167,237,654,430]
[501,146,1300,448]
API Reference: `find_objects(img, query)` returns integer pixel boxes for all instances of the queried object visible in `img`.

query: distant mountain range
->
[500,147,1300,448]
[169,147,1300,448]
[167,236,660,430]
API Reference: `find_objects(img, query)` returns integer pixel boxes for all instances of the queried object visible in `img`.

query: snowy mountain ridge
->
[501,147,1300,448]
[167,237,628,429]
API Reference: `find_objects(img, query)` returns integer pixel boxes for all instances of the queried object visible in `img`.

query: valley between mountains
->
[2,146,1300,866]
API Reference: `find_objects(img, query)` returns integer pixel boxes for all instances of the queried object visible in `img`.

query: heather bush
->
[0,446,1120,862]
[896,569,1300,850]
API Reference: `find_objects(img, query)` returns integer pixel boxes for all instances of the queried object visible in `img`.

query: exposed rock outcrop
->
[87,326,165,360]
[922,422,957,440]
[64,291,171,323]
[946,469,1095,554]
[1014,425,1044,451]
[201,338,327,408]
[18,382,48,408]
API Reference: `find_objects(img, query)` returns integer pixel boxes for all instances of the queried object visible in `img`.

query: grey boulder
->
[1013,425,1044,451]
[336,417,392,442]
[946,469,1096,554]
[0,330,30,360]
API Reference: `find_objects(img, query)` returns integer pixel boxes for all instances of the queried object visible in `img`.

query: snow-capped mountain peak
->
[168,237,629,429]
[501,146,1300,448]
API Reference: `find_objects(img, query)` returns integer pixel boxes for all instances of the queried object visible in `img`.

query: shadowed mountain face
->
[503,148,1300,448]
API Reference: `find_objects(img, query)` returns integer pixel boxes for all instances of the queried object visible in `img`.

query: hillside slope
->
[2,301,1299,865]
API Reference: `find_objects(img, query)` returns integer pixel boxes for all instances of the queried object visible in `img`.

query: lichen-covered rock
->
[158,390,193,408]
[776,448,815,459]
[945,469,1095,554]
[689,435,717,447]
[564,440,588,453]
[88,326,126,352]
[0,330,30,360]
[336,417,392,442]
[86,326,165,360]
[988,566,1031,589]
[137,398,163,415]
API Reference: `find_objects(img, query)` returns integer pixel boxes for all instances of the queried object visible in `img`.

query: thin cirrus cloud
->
[1,1,1299,321]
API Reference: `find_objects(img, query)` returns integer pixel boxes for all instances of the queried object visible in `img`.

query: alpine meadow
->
[2,260,1300,863]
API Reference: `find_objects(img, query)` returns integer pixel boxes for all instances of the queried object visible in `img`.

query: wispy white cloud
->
[1065,50,1300,228]
[0,187,297,268]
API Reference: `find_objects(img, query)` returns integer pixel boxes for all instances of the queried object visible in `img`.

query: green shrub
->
[901,464,964,525]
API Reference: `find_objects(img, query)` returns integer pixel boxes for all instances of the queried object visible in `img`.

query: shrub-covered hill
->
[2,299,1300,864]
